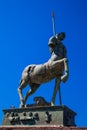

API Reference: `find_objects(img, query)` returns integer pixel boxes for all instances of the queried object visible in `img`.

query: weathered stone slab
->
[2,105,76,126]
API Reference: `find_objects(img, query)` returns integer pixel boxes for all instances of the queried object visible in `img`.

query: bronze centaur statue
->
[18,32,69,107]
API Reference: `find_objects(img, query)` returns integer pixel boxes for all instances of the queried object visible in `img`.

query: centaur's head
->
[48,32,66,54]
[56,32,66,41]
[48,32,66,46]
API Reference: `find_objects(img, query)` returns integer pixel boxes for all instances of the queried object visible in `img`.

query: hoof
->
[20,99,26,108]
[51,102,54,106]
[20,103,25,108]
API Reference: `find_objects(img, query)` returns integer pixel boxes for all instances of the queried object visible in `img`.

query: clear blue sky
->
[0,0,87,126]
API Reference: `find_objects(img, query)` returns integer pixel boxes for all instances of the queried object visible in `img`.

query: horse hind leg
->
[24,83,40,105]
[18,79,28,108]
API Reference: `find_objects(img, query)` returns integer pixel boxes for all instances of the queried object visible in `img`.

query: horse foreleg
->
[18,79,28,108]
[51,78,60,106]
[23,83,40,105]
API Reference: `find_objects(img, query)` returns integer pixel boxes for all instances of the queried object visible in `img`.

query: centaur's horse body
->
[18,33,69,107]
[22,58,64,84]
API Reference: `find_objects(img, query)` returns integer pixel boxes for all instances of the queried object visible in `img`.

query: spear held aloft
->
[52,11,56,36]
[51,11,62,105]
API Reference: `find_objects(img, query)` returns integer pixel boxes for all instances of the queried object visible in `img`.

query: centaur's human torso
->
[22,38,67,84]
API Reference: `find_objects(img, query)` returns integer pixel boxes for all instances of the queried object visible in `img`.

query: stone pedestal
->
[2,105,76,126]
[2,106,76,126]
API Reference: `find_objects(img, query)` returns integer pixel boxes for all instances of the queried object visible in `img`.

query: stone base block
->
[2,105,76,126]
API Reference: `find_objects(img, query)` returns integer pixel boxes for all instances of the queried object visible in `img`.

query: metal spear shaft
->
[52,11,62,105]
[52,11,56,36]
